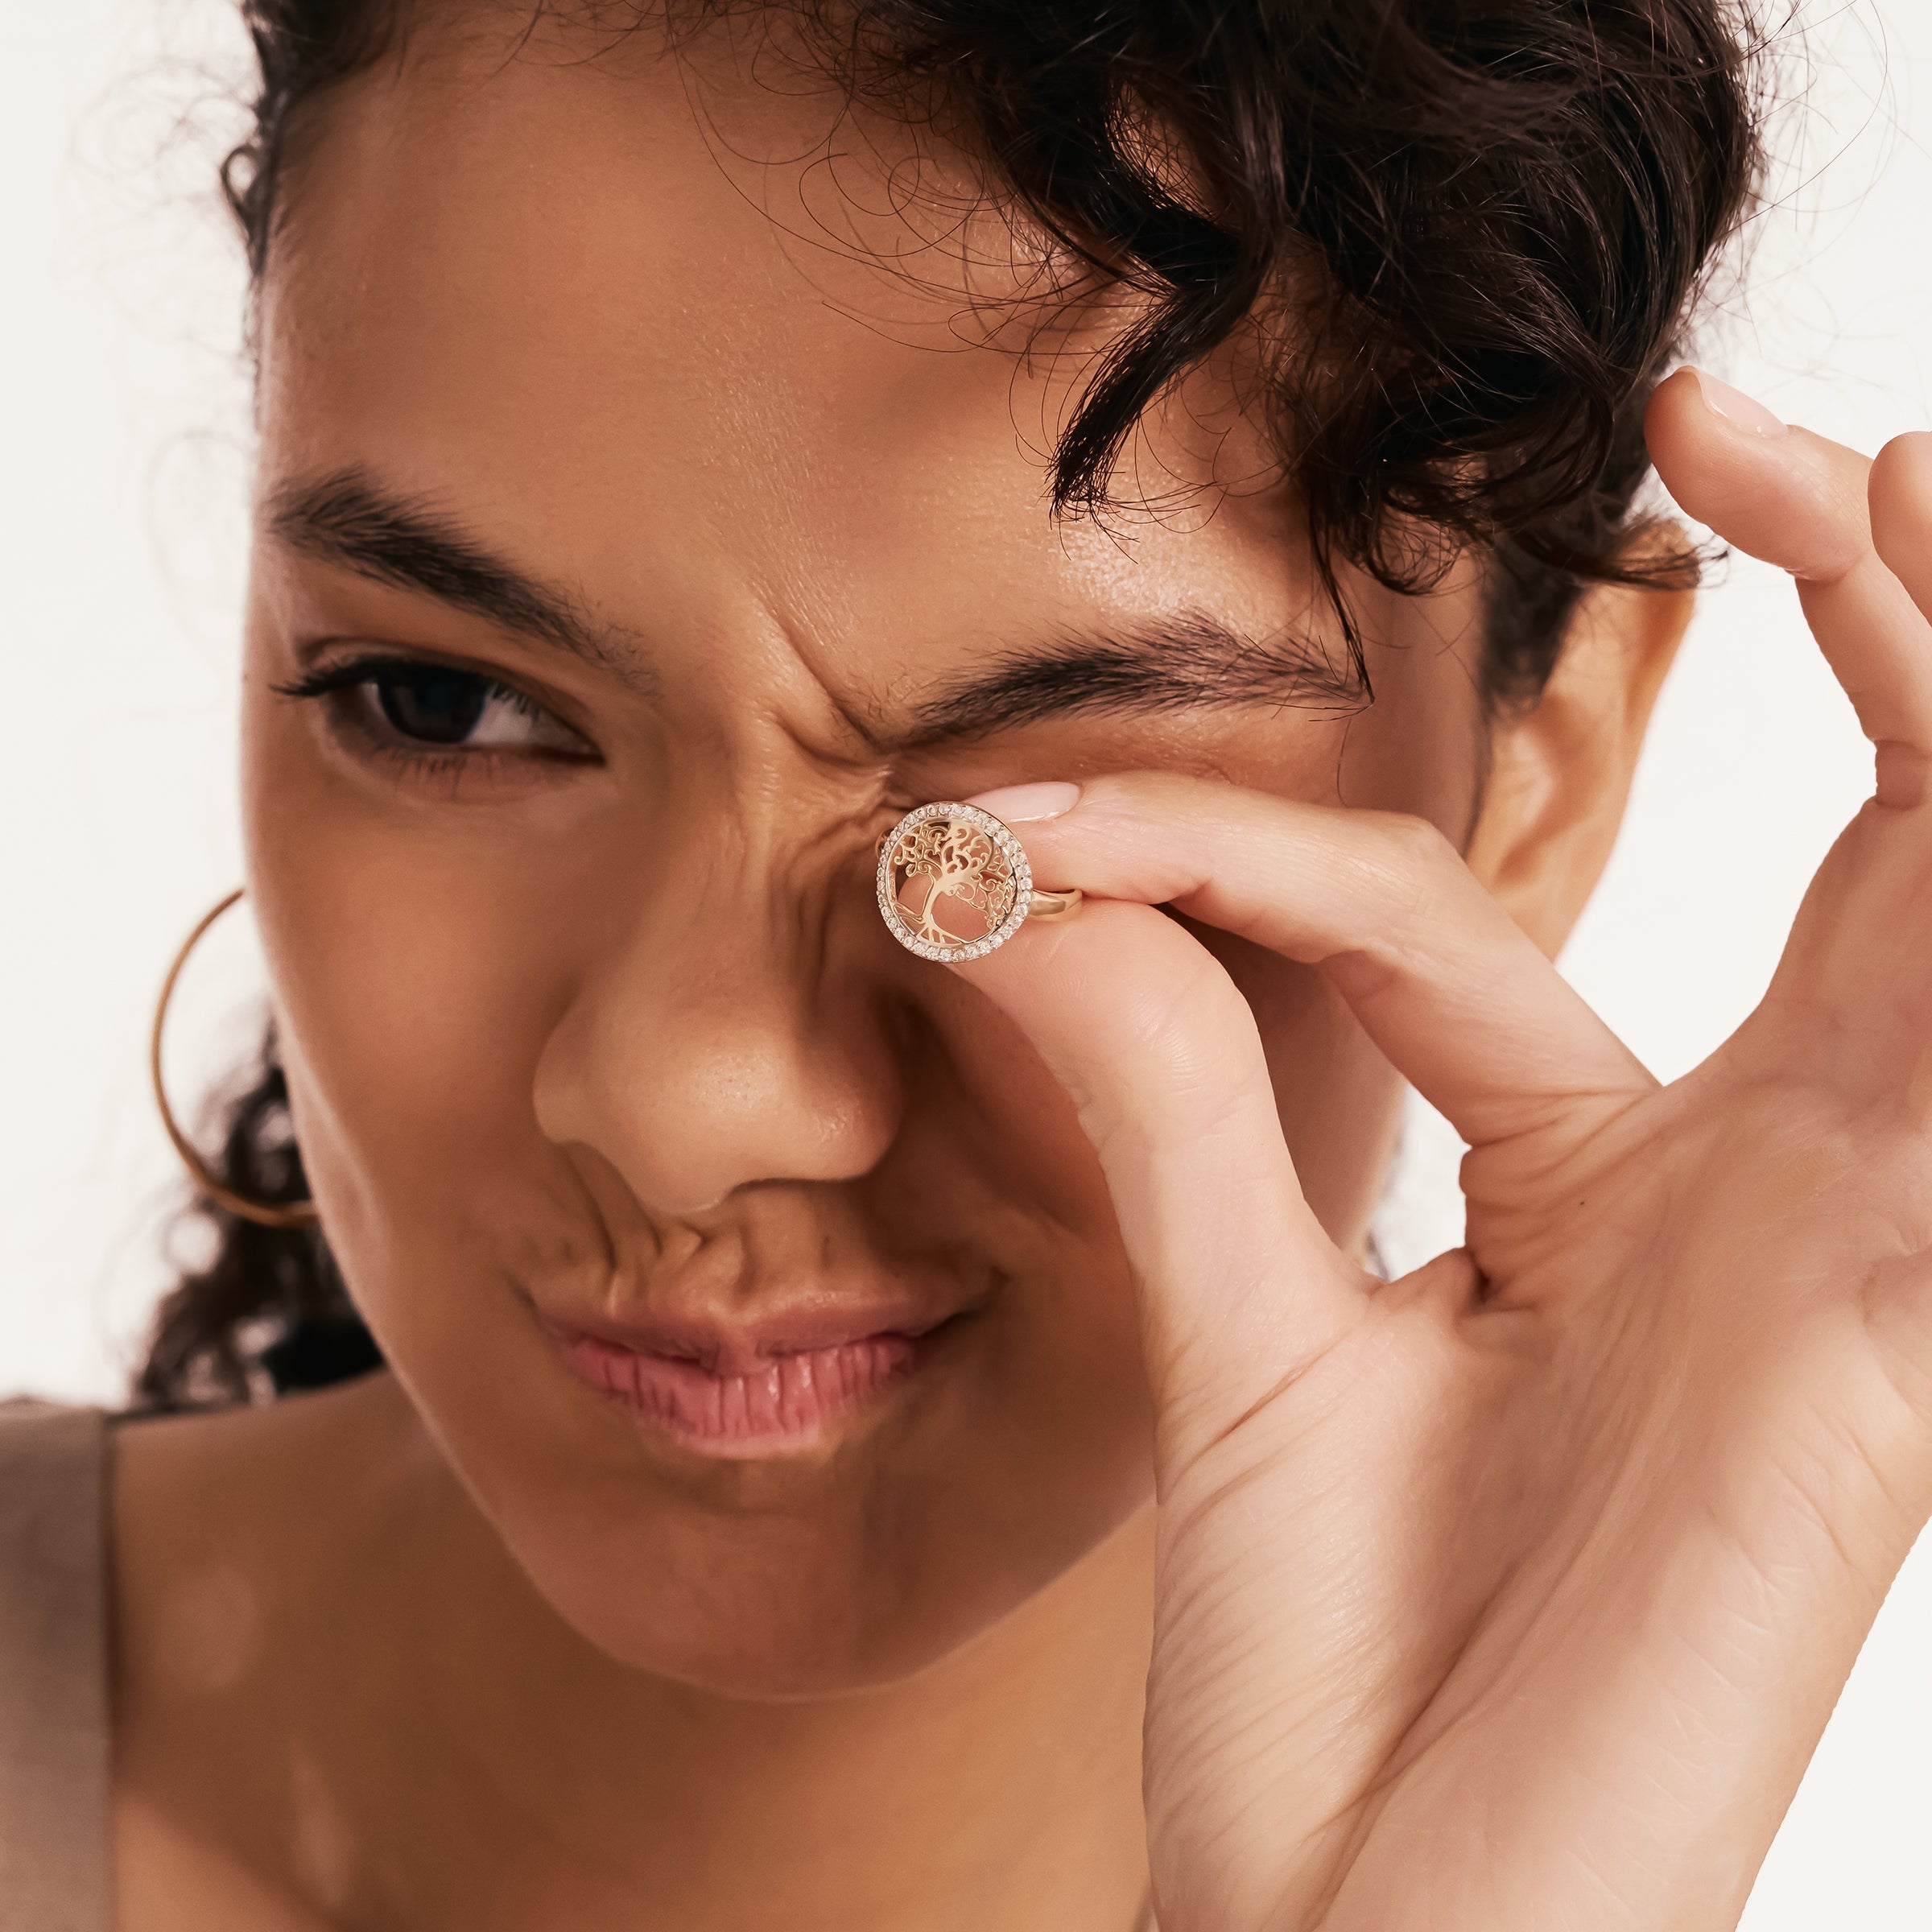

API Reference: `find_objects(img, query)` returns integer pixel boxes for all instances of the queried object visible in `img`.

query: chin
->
[453,1404,1151,1700]
[502,1489,1059,1699]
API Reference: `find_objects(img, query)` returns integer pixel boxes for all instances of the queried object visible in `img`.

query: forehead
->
[254,19,1328,690]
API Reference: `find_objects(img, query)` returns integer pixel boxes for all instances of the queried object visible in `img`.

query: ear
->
[1464,554,1695,960]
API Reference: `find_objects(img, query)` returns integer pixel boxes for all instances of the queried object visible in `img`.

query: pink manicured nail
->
[1693,370,1787,437]
[965,782,1082,822]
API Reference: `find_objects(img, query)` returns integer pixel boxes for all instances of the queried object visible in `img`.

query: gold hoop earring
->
[151,888,320,1230]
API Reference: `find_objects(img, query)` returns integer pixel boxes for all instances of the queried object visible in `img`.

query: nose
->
[530,828,904,1218]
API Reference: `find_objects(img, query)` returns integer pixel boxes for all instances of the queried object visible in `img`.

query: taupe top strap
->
[0,1401,112,1932]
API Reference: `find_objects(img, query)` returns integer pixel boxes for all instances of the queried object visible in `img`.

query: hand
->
[952,374,1932,1932]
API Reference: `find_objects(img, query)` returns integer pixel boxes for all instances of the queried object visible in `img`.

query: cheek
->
[239,688,593,1297]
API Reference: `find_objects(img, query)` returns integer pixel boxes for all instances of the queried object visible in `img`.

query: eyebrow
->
[268,468,1363,738]
[906,610,1366,741]
[268,468,650,685]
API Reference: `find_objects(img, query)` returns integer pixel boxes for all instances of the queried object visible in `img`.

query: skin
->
[112,15,1932,1932]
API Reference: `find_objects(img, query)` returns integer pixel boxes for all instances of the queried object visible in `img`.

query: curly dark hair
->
[134,0,1765,1410]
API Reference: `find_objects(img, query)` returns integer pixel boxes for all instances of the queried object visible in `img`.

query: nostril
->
[532,965,906,1212]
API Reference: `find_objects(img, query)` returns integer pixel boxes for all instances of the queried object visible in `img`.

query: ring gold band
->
[1025,887,1083,921]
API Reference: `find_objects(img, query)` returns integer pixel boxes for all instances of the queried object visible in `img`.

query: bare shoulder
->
[113,1368,422,1572]
[110,1373,431,1931]
[112,1369,424,1667]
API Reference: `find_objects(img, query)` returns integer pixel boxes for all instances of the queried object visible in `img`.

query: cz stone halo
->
[876,802,1080,962]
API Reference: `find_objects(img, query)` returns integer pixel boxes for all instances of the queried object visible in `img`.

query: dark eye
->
[279,654,592,761]
[356,665,580,753]
[375,666,495,744]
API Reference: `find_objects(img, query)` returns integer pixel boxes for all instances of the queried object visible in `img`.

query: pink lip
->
[545,1301,955,1460]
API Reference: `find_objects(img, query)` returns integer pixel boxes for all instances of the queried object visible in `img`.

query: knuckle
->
[1119,947,1246,1063]
[1084,768,1178,817]
[1377,808,1452,858]
[1366,810,1459,886]
[1113,991,1265,1134]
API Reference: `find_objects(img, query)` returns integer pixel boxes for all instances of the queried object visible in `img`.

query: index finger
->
[966,774,1653,1156]
[1645,369,1932,766]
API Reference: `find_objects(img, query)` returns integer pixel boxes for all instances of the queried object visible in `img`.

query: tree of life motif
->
[893,819,1016,946]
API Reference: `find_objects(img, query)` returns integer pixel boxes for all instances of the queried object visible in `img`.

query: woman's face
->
[240,22,1496,1694]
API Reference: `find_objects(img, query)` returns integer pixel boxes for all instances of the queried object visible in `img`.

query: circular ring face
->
[876,802,1035,961]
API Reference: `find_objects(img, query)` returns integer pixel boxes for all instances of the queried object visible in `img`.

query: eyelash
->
[274,653,594,782]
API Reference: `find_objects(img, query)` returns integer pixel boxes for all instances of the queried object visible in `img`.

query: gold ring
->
[876,802,1084,961]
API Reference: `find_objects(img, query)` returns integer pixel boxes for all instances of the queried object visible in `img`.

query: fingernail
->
[1692,369,1787,438]
[965,781,1082,823]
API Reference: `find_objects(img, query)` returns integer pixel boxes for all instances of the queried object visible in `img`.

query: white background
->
[2,0,1929,1919]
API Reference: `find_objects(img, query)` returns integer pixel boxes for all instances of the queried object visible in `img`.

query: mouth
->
[544,1299,963,1461]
